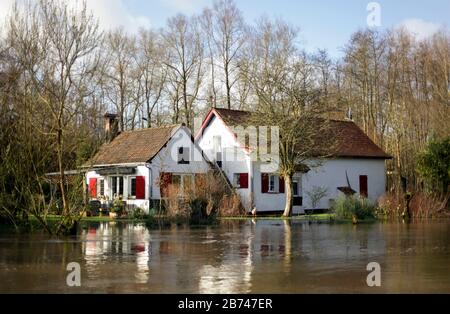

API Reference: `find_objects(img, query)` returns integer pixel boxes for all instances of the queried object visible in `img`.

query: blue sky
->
[123,0,450,57]
[1,0,449,58]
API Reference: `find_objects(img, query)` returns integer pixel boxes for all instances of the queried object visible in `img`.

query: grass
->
[220,213,335,221]
[28,214,145,223]
[28,211,375,225]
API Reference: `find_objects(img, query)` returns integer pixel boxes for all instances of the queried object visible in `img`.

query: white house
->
[84,116,210,213]
[195,108,391,214]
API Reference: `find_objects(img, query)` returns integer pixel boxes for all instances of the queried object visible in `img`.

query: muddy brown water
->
[0,220,449,293]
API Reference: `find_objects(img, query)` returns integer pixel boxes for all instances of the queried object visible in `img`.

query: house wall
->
[252,158,386,214]
[302,158,387,210]
[149,127,210,200]
[86,127,210,213]
[197,114,388,214]
[86,165,151,210]
[197,115,253,210]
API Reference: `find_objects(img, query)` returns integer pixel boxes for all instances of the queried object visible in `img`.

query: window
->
[293,180,299,197]
[183,175,193,194]
[111,176,124,197]
[292,178,302,197]
[213,136,222,151]
[233,174,241,188]
[172,175,181,187]
[269,175,276,192]
[233,173,248,189]
[130,177,136,197]
[98,179,105,197]
[213,136,222,167]
[216,151,222,168]
[168,174,193,195]
[178,147,190,164]
[293,178,303,206]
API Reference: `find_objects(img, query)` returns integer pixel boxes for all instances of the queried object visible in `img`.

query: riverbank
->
[32,213,372,224]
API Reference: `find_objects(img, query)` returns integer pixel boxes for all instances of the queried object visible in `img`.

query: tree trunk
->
[57,127,69,216]
[225,62,231,109]
[282,175,293,217]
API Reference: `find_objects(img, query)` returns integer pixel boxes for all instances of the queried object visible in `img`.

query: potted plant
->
[110,195,124,219]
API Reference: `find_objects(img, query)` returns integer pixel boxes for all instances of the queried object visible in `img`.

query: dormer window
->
[178,147,190,164]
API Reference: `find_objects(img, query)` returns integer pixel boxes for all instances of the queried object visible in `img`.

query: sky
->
[0,0,449,58]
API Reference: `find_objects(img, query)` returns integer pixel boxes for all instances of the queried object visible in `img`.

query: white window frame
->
[172,173,194,196]
[268,175,276,193]
[97,178,105,197]
[178,147,190,164]
[292,178,299,197]
[111,176,124,198]
[233,173,241,188]
[128,176,137,199]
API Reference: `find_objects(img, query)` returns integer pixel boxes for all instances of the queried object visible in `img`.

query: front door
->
[359,175,368,198]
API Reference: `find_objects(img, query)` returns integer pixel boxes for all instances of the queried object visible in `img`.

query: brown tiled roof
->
[213,108,253,126]
[327,120,391,159]
[208,108,391,159]
[87,125,180,166]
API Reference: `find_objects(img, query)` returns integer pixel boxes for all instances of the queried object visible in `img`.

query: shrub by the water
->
[378,191,449,218]
[332,195,376,220]
[159,172,244,224]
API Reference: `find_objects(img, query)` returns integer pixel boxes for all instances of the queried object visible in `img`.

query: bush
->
[128,207,147,220]
[160,172,244,223]
[417,137,450,195]
[378,191,449,218]
[332,195,376,220]
[218,193,245,217]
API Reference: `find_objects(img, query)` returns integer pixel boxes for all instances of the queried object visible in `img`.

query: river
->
[0,220,449,293]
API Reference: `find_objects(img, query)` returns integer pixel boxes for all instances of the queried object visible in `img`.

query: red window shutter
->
[136,176,145,200]
[89,178,97,198]
[359,175,368,198]
[261,174,269,193]
[279,177,285,193]
[160,172,172,197]
[240,173,249,189]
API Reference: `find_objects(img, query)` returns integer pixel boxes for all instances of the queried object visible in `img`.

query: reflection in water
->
[198,223,254,293]
[0,220,449,293]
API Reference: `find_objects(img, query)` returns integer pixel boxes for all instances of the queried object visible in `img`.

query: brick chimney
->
[104,113,119,142]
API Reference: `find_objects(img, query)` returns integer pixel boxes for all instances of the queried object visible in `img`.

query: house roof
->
[87,125,181,166]
[213,108,253,126]
[200,108,391,159]
[326,120,391,159]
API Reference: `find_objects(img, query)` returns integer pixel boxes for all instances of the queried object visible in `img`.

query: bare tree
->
[8,0,101,228]
[103,28,137,131]
[242,18,337,217]
[136,29,167,128]
[210,0,246,109]
[162,14,205,128]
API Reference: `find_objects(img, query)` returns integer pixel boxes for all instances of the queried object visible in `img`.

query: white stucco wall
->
[251,158,387,214]
[197,115,253,210]
[302,158,387,210]
[149,127,210,199]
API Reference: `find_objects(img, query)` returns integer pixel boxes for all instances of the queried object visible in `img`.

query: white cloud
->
[0,0,14,27]
[162,0,209,14]
[397,18,441,41]
[83,0,151,33]
[0,0,151,34]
